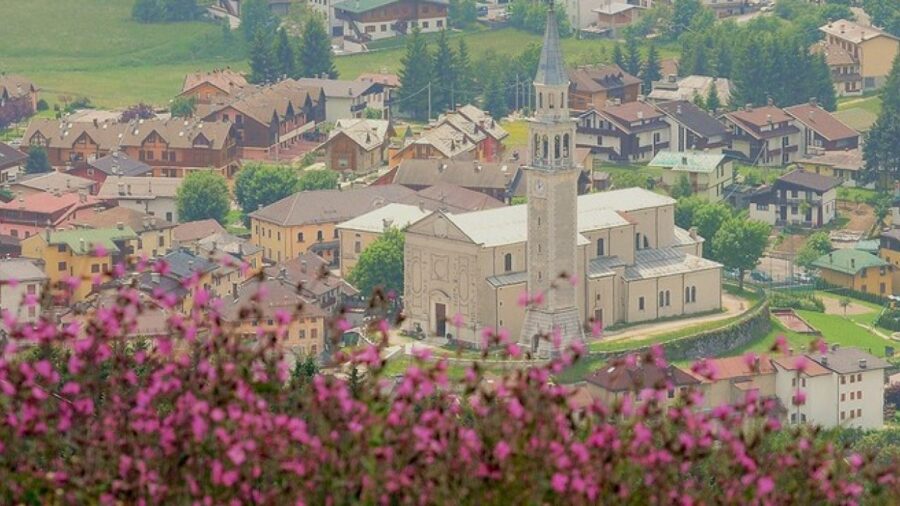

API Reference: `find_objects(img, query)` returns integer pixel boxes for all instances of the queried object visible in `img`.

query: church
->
[402,5,723,352]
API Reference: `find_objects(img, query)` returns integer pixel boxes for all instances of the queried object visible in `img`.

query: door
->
[779,206,787,221]
[435,303,447,337]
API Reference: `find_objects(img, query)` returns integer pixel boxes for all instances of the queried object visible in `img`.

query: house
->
[811,40,863,96]
[818,19,899,92]
[685,355,777,411]
[384,159,522,201]
[357,72,401,89]
[812,249,893,297]
[180,68,249,104]
[307,0,345,36]
[584,359,703,406]
[389,123,478,167]
[263,252,359,312]
[748,169,839,227]
[784,101,859,154]
[564,0,629,30]
[321,118,393,173]
[69,206,176,260]
[575,101,671,163]
[586,2,642,39]
[0,75,39,127]
[0,235,21,257]
[436,105,508,162]
[201,79,325,160]
[649,150,734,202]
[655,100,730,153]
[96,177,182,223]
[172,219,228,247]
[795,148,864,186]
[702,0,749,18]
[567,64,642,112]
[334,0,448,43]
[8,171,96,197]
[336,203,431,277]
[0,258,47,327]
[220,277,329,360]
[721,104,801,166]
[137,248,241,313]
[0,191,101,239]
[404,188,721,345]
[0,142,27,183]
[195,232,265,276]
[295,78,386,122]
[66,151,152,188]
[22,118,240,177]
[878,229,900,295]
[20,226,138,302]
[648,75,732,106]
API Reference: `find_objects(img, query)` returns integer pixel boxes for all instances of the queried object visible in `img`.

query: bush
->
[770,292,825,312]
[35,99,49,111]
[877,309,900,332]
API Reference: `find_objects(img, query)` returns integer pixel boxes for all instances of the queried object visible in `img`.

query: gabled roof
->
[415,182,505,212]
[206,79,315,126]
[357,73,401,88]
[797,148,863,172]
[0,258,46,282]
[45,226,138,255]
[251,184,421,227]
[262,252,358,298]
[807,347,890,374]
[97,176,183,200]
[181,68,248,95]
[771,355,832,376]
[14,172,94,193]
[819,19,899,44]
[0,75,37,99]
[812,248,888,275]
[158,249,218,279]
[294,77,380,98]
[811,40,857,66]
[197,232,263,258]
[411,123,477,158]
[598,101,666,130]
[691,355,776,381]
[0,191,98,215]
[649,150,728,174]
[70,206,175,233]
[336,203,431,233]
[649,76,732,105]
[724,105,794,128]
[623,248,721,281]
[24,118,234,151]
[393,159,519,190]
[328,118,391,151]
[454,105,508,141]
[86,152,152,177]
[535,6,569,87]
[220,277,329,321]
[783,103,859,142]
[173,219,227,243]
[585,360,700,392]
[0,142,27,170]
[592,2,637,15]
[655,100,729,139]
[568,64,641,94]
[776,169,840,193]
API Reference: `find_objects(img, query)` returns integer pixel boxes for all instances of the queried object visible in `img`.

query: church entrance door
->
[435,303,447,337]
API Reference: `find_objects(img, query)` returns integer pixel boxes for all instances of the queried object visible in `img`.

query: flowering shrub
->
[0,261,897,504]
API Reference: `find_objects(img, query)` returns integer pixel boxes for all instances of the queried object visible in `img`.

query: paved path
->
[604,293,751,343]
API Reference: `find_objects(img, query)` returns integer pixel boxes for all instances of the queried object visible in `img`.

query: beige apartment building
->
[403,188,722,346]
[336,203,430,278]
[819,19,899,92]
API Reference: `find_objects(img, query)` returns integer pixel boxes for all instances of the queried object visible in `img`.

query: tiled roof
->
[207,79,314,125]
[587,255,627,278]
[172,219,227,243]
[585,361,700,391]
[0,191,98,214]
[777,169,840,193]
[197,232,263,258]
[181,68,248,95]
[393,159,519,190]
[263,252,358,298]
[159,249,218,279]
[71,206,175,233]
[328,118,391,151]
[811,248,888,275]
[14,172,95,193]
[46,226,138,255]
[455,105,508,141]
[592,2,637,15]
[784,103,859,142]
[649,76,731,105]
[576,187,675,212]
[24,117,234,151]
[811,40,857,66]
[336,203,431,233]
[357,73,401,88]
[771,355,832,376]
[622,248,721,281]
[486,270,528,288]
[220,278,330,321]
[0,258,46,281]
[86,152,152,176]
[655,100,729,139]
[412,123,477,158]
[0,142,27,170]
[334,0,446,13]
[568,64,641,94]
[649,150,727,174]
[807,347,890,374]
[415,183,504,212]
[599,101,666,127]
[725,105,794,128]
[0,75,36,99]
[798,148,863,172]
[251,184,420,227]
[294,77,380,98]
[819,19,899,44]
[97,176,183,199]
[699,355,776,380]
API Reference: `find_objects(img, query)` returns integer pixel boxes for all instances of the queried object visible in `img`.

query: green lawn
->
[501,119,529,148]
[837,94,882,115]
[837,186,877,203]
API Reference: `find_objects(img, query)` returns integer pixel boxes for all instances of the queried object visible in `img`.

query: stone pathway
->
[606,293,751,343]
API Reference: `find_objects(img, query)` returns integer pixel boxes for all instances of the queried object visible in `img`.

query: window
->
[158,236,165,247]
[691,286,696,303]
[665,290,670,307]
[334,229,339,239]
[858,391,862,399]
[596,238,604,257]
[757,204,769,211]
[436,19,443,28]
[422,21,429,28]
[365,25,376,33]
[354,241,361,254]
[841,375,846,384]
[504,253,512,272]
[58,262,67,272]
[850,375,855,384]
[880,282,886,294]
[841,393,845,402]
[299,329,305,338]
[381,24,387,31]
[27,284,36,295]
[317,230,324,241]
[850,391,855,400]
[856,408,861,417]
[638,297,645,311]
[311,345,317,355]
[667,389,675,399]
[653,132,661,143]
[91,264,100,273]
[643,236,649,249]
[166,212,173,222]
[311,329,318,339]
[857,373,862,382]
[659,291,665,307]
[635,233,641,250]
[298,232,304,242]
[267,230,271,239]
[841,411,845,420]
[57,244,67,253]
[686,287,691,303]
[791,413,797,424]
[277,232,281,241]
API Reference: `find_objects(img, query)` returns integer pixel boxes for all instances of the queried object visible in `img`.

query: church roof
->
[534,6,568,87]
[622,248,721,281]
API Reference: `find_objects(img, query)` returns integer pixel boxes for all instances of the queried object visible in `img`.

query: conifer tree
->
[273,27,296,79]
[705,83,721,112]
[248,28,277,84]
[482,73,508,120]
[455,39,476,105]
[397,27,433,121]
[640,43,662,94]
[241,0,275,43]
[299,14,337,78]
[863,53,900,185]
[432,30,457,112]
[624,35,641,76]
[612,43,625,69]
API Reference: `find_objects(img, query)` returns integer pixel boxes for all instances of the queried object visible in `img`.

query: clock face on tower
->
[533,178,546,198]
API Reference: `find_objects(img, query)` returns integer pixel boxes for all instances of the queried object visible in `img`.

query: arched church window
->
[504,253,512,273]
[554,135,561,160]
[563,133,570,158]
[533,134,540,159]
[549,93,554,109]
[643,236,650,249]
[560,92,564,108]
[542,135,549,161]
[538,93,543,109]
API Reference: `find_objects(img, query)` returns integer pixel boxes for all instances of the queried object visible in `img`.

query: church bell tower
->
[519,1,585,355]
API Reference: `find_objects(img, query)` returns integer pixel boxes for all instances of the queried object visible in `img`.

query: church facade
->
[402,5,722,350]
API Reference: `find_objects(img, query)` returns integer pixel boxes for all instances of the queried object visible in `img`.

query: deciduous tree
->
[348,227,405,297]
[713,216,771,290]
[176,171,231,224]
[234,164,301,224]
[298,169,339,190]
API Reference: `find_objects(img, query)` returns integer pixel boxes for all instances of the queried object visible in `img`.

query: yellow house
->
[20,226,138,302]
[220,278,329,359]
[336,203,430,278]
[812,249,893,297]
[795,149,863,185]
[70,206,175,260]
[878,229,900,295]
[249,184,422,265]
[819,19,900,91]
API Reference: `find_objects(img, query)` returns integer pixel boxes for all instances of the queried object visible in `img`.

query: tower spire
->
[534,2,568,87]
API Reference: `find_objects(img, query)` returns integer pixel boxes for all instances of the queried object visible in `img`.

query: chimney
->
[850,258,855,269]
[766,97,774,106]
[745,103,752,112]
[637,111,644,120]
[93,119,98,127]
[859,358,867,369]
[809,97,817,107]
[688,227,698,240]
[232,282,238,301]
[79,238,85,253]
[821,355,828,366]
[116,221,124,230]
[753,356,761,372]
[418,200,425,212]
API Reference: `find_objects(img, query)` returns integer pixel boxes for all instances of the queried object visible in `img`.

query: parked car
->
[750,270,772,283]
[476,4,489,16]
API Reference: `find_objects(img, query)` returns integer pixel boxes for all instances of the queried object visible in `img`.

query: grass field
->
[1,1,678,109]
[837,94,883,115]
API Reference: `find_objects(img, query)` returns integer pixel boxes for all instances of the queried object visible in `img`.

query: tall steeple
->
[519,1,585,356]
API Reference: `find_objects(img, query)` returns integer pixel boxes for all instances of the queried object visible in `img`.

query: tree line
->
[395,29,476,121]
